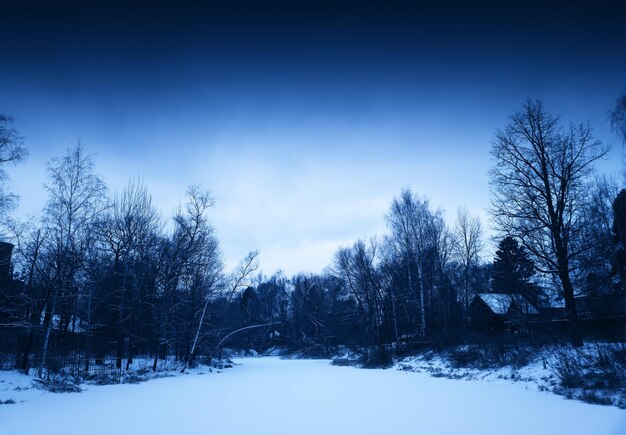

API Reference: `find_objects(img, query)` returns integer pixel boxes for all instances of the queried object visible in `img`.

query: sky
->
[1,0,625,275]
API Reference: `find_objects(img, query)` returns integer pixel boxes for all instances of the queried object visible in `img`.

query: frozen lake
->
[1,357,625,435]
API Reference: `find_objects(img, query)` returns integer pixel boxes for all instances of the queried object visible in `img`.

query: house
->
[538,295,626,320]
[0,242,16,325]
[0,241,13,284]
[469,293,539,331]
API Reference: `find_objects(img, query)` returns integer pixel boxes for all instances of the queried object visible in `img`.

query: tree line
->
[0,97,625,377]
[236,99,626,351]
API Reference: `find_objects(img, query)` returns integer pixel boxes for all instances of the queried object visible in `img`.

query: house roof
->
[477,293,512,315]
[476,293,539,315]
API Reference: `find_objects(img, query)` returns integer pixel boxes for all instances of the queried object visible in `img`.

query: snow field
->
[0,357,624,435]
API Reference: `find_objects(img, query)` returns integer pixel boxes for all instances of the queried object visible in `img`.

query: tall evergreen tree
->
[613,189,626,288]
[492,236,542,305]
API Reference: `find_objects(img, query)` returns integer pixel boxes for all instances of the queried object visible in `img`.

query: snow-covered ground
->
[1,357,625,435]
[396,351,556,388]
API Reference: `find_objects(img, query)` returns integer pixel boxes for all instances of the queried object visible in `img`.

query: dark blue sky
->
[1,0,625,273]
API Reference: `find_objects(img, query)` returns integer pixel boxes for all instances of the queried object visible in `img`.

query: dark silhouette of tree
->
[38,143,106,377]
[491,236,543,305]
[490,100,609,347]
[610,93,626,144]
[575,177,620,308]
[152,186,222,370]
[240,286,260,325]
[613,189,626,288]
[98,179,161,368]
[453,207,483,320]
[333,239,384,345]
[0,114,28,223]
[385,189,452,338]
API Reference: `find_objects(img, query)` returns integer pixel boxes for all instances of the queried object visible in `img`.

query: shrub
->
[447,340,536,369]
[553,344,626,407]
[35,377,82,393]
[331,358,357,367]
[579,390,613,406]
[360,347,393,369]
[553,352,585,388]
[593,345,626,389]
[447,345,483,368]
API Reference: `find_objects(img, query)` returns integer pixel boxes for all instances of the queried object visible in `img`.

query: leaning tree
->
[490,100,609,347]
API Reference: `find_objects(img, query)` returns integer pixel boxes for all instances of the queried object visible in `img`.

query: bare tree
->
[610,93,626,144]
[490,100,609,347]
[37,143,106,377]
[219,249,260,330]
[386,189,450,337]
[333,238,384,344]
[4,220,48,373]
[453,207,483,319]
[575,176,620,304]
[0,114,28,224]
[225,250,260,306]
[98,179,161,368]
[153,186,222,371]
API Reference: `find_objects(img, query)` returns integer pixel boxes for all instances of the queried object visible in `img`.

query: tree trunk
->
[84,285,92,373]
[553,234,583,347]
[182,296,210,372]
[417,263,426,337]
[390,286,398,342]
[559,268,583,347]
[153,302,168,371]
[37,286,59,379]
[21,318,37,374]
[115,259,127,369]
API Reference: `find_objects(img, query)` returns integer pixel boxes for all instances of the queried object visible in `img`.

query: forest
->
[0,97,625,390]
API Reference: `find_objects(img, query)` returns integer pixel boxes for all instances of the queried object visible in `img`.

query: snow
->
[0,371,44,404]
[478,293,513,314]
[1,357,625,435]
[477,293,539,315]
[397,351,557,391]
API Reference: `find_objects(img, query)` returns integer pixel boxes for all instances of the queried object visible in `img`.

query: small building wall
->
[468,298,505,331]
[0,242,13,284]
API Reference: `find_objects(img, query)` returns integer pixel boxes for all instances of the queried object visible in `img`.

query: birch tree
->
[386,189,450,337]
[37,143,106,377]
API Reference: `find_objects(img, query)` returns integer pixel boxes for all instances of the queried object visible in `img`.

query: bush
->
[446,341,535,369]
[593,346,626,388]
[553,353,585,388]
[447,345,483,368]
[35,377,82,393]
[555,345,626,389]
[360,347,393,369]
[553,344,626,407]
[579,390,613,406]
[331,357,358,367]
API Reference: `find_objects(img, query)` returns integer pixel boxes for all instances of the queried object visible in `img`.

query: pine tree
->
[492,236,542,305]
[613,190,626,289]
